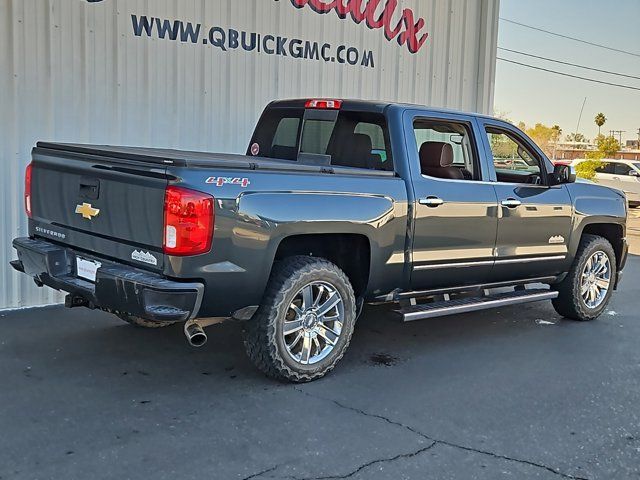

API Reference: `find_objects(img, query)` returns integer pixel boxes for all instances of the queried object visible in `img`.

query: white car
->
[575,159,640,207]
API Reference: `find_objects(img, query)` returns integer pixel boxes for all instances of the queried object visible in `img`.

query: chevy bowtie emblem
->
[75,202,100,219]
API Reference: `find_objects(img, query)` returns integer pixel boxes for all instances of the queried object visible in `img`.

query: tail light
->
[25,163,33,218]
[163,186,214,256]
[305,99,342,109]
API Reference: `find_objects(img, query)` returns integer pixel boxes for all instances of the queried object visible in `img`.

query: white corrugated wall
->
[0,0,499,309]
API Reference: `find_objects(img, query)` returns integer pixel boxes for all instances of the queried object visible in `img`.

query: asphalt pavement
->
[1,224,640,480]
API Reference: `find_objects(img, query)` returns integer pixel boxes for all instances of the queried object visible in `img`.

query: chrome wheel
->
[580,251,611,309]
[282,281,344,366]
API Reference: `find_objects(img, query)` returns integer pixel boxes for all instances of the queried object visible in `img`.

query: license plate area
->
[76,257,102,283]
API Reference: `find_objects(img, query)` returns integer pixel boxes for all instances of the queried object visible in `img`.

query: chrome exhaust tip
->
[184,320,207,348]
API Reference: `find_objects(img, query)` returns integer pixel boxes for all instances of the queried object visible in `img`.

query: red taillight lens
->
[305,99,342,109]
[163,186,214,256]
[25,163,33,218]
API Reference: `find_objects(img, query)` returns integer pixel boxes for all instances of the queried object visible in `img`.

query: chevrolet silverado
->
[12,99,628,382]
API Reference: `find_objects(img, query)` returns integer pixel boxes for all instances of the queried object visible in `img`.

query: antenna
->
[574,97,587,138]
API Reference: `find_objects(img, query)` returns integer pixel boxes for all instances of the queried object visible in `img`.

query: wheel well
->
[274,234,371,297]
[581,223,624,266]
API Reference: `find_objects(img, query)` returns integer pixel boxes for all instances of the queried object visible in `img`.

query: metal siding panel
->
[0,0,499,309]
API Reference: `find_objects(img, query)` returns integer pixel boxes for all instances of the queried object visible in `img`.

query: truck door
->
[479,120,573,281]
[404,111,499,289]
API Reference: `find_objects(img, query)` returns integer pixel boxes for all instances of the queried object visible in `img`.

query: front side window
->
[614,163,632,175]
[486,128,544,184]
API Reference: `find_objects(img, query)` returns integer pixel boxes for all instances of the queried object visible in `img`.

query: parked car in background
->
[574,159,640,208]
[551,159,573,167]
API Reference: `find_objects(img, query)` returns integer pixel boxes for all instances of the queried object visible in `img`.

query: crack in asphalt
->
[242,465,280,480]
[288,442,438,480]
[287,387,590,480]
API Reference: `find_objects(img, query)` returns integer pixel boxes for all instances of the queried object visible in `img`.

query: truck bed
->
[35,142,393,176]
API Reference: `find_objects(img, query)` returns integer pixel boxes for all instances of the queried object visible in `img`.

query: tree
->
[594,113,606,136]
[525,123,561,157]
[576,158,603,180]
[566,132,588,143]
[575,135,620,181]
[565,132,589,149]
[597,135,620,157]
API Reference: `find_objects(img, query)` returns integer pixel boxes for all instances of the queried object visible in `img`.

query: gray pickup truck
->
[12,99,628,382]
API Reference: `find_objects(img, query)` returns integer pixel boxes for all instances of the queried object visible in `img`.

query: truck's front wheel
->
[243,256,357,382]
[552,234,616,321]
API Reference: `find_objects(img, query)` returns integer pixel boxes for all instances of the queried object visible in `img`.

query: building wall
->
[0,0,500,309]
[556,149,640,162]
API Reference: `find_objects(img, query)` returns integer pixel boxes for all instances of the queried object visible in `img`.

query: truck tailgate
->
[30,144,168,270]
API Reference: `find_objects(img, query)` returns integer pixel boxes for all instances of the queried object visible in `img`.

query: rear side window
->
[249,107,394,172]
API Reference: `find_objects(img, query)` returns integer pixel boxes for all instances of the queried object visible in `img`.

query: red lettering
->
[397,9,429,54]
[289,0,428,54]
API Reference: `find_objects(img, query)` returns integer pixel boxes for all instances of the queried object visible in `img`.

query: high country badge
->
[131,250,158,266]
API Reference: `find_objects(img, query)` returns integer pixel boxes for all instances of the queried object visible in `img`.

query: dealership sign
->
[88,0,429,67]
[290,0,429,54]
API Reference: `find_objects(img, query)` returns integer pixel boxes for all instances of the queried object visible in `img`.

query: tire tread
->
[243,256,356,383]
[552,234,616,321]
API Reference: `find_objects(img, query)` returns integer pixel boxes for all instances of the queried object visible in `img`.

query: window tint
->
[614,163,632,175]
[248,108,304,161]
[486,128,543,184]
[413,120,477,181]
[273,118,299,148]
[249,107,393,171]
[595,163,615,174]
[355,122,388,163]
[300,119,335,154]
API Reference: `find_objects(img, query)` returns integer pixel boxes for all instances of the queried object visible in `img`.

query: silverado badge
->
[75,202,100,220]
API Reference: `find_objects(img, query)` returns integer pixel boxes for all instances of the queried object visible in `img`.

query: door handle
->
[501,198,521,208]
[419,196,444,208]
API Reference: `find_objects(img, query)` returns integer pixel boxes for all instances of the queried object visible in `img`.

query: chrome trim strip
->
[414,260,495,271]
[402,291,559,321]
[414,255,566,271]
[494,255,566,265]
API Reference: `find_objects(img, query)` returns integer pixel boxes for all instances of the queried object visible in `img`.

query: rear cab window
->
[248,105,394,172]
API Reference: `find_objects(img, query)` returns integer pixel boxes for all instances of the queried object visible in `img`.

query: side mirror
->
[629,170,639,177]
[553,164,576,184]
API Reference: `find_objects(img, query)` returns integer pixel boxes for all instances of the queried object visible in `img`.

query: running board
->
[396,289,559,322]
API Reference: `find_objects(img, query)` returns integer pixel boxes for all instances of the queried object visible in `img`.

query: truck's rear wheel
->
[117,313,173,329]
[243,256,357,382]
[552,234,616,321]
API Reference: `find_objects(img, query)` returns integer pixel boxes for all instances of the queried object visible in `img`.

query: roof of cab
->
[267,98,498,121]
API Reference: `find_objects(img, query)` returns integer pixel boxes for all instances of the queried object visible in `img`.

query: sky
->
[495,0,640,144]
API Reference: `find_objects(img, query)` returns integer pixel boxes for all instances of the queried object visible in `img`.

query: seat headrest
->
[346,134,373,169]
[419,142,454,169]
[352,134,373,155]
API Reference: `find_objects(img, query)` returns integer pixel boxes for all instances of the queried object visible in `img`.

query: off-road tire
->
[117,313,174,329]
[552,234,616,321]
[243,256,357,383]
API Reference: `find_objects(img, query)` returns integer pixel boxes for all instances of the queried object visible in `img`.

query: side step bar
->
[396,289,558,322]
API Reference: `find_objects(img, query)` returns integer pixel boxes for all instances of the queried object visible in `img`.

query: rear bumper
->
[11,237,203,323]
